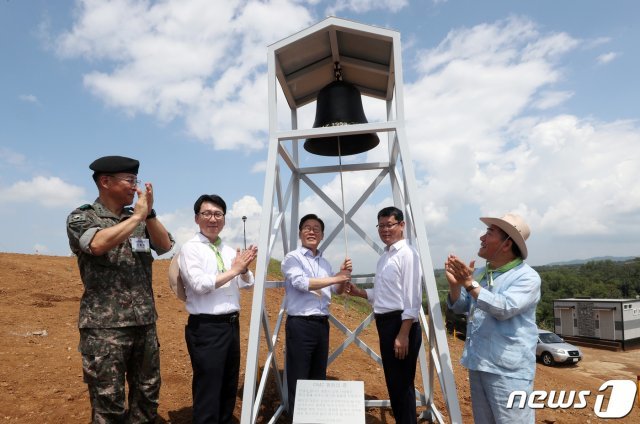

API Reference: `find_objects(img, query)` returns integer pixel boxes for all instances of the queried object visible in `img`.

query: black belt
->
[289,315,328,323]
[374,310,402,321]
[189,312,239,323]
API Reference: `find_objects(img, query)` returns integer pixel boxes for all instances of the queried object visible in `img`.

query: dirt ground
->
[1,252,639,423]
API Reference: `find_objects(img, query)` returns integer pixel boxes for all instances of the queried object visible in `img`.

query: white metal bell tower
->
[241,17,462,424]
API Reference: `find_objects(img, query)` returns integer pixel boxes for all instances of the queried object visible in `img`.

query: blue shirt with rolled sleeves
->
[447,262,541,380]
[282,246,338,316]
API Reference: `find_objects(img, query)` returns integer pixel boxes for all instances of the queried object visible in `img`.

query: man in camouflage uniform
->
[67,155,174,423]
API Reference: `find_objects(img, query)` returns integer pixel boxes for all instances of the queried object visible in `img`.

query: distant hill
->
[544,256,637,266]
[430,256,638,274]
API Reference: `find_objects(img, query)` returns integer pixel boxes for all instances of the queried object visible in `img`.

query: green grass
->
[331,294,372,314]
[266,258,283,280]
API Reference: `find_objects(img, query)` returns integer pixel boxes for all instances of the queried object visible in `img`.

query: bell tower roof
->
[270,16,397,109]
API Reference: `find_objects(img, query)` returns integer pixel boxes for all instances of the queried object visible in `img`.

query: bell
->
[304,80,380,156]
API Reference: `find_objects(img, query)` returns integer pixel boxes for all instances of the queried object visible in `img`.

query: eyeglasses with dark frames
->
[198,211,225,220]
[376,222,401,230]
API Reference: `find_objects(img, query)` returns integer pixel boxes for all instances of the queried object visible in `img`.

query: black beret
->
[89,155,139,175]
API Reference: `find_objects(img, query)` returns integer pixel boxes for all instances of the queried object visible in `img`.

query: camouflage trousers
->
[79,324,161,424]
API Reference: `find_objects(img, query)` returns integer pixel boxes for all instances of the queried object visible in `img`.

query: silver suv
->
[536,329,583,366]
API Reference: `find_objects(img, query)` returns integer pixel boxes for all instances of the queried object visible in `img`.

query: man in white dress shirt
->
[281,214,352,415]
[347,206,422,424]
[179,194,258,424]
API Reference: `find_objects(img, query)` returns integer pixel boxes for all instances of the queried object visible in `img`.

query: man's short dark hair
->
[194,194,227,215]
[299,214,324,232]
[377,206,404,222]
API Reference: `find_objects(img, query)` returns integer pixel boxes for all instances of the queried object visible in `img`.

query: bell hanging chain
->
[334,62,343,81]
[337,135,350,313]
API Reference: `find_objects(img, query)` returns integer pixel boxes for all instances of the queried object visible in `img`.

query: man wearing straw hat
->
[445,213,541,423]
[281,213,352,415]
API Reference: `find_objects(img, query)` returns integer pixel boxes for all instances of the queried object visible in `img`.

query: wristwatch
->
[465,280,480,292]
[146,209,157,220]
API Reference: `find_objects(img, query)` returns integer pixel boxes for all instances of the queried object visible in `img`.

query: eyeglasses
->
[198,211,225,220]
[301,226,322,234]
[376,222,401,230]
[106,175,141,186]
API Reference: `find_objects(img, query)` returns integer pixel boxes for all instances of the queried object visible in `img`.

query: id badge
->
[130,237,151,253]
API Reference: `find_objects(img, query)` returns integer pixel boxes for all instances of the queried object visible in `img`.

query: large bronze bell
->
[304,80,380,156]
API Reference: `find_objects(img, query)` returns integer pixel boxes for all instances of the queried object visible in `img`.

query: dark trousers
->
[285,315,330,414]
[375,312,421,424]
[185,313,240,424]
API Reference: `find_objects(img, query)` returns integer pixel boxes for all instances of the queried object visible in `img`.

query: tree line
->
[435,258,640,330]
[267,256,640,331]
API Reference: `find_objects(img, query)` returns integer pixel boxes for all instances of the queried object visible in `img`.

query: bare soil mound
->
[1,253,638,422]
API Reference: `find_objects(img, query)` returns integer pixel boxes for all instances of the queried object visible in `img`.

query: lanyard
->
[469,258,522,323]
[476,258,523,287]
[208,237,226,273]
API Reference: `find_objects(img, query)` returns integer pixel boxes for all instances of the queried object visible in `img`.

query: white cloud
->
[53,0,315,152]
[521,32,578,61]
[406,18,568,191]
[584,36,611,49]
[596,51,619,64]
[18,94,41,105]
[225,196,264,248]
[251,161,267,174]
[46,6,640,265]
[0,176,86,208]
[400,16,640,264]
[326,0,408,14]
[0,148,27,167]
[532,90,573,110]
[416,17,537,73]
[524,117,640,234]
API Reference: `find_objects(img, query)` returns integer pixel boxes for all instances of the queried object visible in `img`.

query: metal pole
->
[242,216,247,250]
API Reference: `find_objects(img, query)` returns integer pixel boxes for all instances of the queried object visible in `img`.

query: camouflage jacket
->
[67,198,174,328]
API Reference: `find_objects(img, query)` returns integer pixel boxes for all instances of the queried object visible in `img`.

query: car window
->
[539,332,564,343]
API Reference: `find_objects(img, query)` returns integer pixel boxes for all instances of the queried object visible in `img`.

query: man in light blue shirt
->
[446,213,541,424]
[281,214,352,415]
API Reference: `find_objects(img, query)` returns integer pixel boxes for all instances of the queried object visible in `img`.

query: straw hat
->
[168,252,186,301]
[479,213,530,259]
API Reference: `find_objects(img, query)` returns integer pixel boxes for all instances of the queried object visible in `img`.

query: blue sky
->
[1,0,638,270]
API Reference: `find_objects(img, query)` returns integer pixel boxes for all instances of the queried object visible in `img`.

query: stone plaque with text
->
[293,380,365,424]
